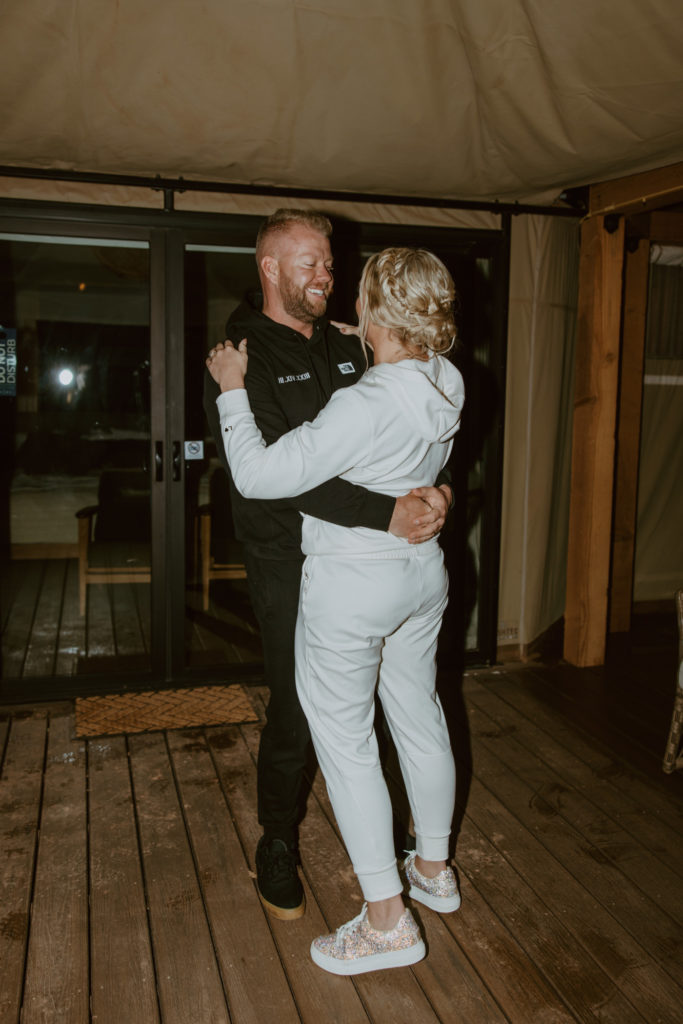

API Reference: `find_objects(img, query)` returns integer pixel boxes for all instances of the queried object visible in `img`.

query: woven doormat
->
[75,684,259,737]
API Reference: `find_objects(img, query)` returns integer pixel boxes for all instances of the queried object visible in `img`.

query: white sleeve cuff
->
[216,388,250,418]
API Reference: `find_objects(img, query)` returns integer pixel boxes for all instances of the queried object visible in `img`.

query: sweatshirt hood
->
[372,356,465,442]
[225,289,262,330]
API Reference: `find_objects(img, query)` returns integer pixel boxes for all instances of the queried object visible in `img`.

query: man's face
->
[275,226,334,324]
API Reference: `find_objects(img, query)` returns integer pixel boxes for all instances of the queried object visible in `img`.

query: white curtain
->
[634,256,683,601]
[498,216,579,648]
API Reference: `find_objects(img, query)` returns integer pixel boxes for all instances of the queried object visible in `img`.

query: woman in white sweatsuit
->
[207,248,465,975]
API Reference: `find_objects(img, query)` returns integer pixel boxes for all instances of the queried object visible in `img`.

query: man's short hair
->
[255,208,332,261]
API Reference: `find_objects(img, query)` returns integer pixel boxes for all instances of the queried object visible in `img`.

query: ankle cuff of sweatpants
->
[262,827,297,848]
[415,835,450,862]
[356,862,403,903]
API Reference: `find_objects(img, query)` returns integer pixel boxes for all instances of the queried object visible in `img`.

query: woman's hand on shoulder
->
[330,320,360,337]
[206,339,248,391]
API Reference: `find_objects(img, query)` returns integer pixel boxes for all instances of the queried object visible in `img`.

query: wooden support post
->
[609,238,650,633]
[564,214,625,666]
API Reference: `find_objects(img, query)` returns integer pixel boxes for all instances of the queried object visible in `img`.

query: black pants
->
[244,549,311,847]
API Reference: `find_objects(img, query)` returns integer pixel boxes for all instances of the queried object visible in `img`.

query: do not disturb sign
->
[0,325,17,397]
[0,326,17,397]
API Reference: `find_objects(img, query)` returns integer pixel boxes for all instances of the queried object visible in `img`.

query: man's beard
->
[280,274,328,323]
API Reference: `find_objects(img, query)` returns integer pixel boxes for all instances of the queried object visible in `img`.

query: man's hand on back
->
[389,484,452,544]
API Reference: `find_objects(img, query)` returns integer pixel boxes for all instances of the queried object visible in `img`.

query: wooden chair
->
[76,469,151,615]
[662,589,683,772]
[197,470,246,611]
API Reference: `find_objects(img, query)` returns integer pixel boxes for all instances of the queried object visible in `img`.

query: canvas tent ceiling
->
[2,0,683,205]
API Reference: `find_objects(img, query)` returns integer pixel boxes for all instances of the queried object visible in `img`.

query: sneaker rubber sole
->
[407,882,461,913]
[310,937,425,975]
[257,887,306,920]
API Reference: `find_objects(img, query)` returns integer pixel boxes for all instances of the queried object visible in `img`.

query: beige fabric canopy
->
[2,0,683,203]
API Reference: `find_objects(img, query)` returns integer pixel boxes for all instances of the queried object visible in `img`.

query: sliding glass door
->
[1,230,153,694]
[181,241,262,679]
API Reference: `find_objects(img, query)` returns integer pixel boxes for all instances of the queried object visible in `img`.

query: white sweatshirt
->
[217,354,465,556]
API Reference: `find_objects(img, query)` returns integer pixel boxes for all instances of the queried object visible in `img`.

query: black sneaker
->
[255,837,305,920]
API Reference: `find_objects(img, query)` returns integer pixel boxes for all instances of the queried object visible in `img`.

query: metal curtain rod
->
[0,165,584,218]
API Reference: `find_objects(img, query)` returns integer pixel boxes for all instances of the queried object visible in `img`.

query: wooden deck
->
[0,556,260,683]
[1,632,682,1024]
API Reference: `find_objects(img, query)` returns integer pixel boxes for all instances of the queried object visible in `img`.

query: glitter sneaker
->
[403,851,461,912]
[310,903,425,975]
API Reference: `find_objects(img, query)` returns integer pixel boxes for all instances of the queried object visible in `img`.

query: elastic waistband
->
[304,542,441,562]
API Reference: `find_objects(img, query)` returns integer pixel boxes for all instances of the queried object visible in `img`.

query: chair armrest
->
[76,505,100,519]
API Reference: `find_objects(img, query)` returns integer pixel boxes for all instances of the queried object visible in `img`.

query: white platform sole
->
[310,937,426,975]
[408,883,461,913]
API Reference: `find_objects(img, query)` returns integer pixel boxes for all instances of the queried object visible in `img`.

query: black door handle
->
[172,441,182,482]
[154,441,163,482]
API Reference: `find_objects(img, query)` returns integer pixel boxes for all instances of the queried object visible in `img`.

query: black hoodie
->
[203,294,395,560]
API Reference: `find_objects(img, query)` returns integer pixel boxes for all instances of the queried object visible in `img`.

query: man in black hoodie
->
[204,209,451,920]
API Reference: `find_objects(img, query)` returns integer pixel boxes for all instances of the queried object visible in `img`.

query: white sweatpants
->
[295,545,455,902]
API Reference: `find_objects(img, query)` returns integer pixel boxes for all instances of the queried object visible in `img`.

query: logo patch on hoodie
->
[338,362,355,375]
[277,372,311,384]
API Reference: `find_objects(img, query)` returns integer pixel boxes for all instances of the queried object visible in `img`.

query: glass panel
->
[459,255,496,654]
[183,245,262,675]
[0,234,151,684]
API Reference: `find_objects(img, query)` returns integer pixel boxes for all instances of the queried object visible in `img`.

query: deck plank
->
[441,869,575,1024]
[512,662,682,783]
[467,676,683,912]
[465,683,683,981]
[189,598,261,666]
[410,914,511,1024]
[127,731,231,1024]
[85,583,116,660]
[590,657,676,746]
[560,656,679,765]
[456,806,648,1024]
[463,769,680,1024]
[131,583,151,653]
[0,714,47,1024]
[471,669,683,860]
[54,559,86,676]
[89,734,160,1024]
[0,561,21,635]
[463,706,683,1022]
[1,560,43,679]
[207,720,373,1024]
[22,559,66,678]
[21,714,89,1024]
[111,582,148,658]
[0,714,10,764]
[167,727,302,1024]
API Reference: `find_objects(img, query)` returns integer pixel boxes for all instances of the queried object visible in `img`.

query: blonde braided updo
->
[358,247,457,358]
